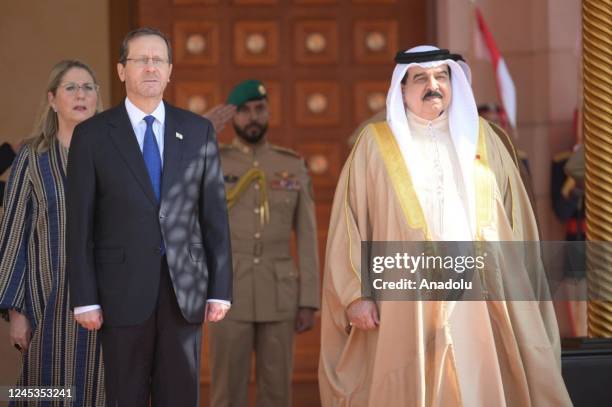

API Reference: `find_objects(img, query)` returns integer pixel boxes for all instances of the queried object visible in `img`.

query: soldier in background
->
[209,79,320,407]
[551,108,586,337]
[478,103,526,165]
[477,103,538,217]
[552,149,585,245]
[552,107,585,246]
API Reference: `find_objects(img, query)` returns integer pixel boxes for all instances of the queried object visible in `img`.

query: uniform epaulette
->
[270,145,301,158]
[553,150,572,162]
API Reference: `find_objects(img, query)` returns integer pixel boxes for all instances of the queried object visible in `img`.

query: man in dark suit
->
[0,142,17,205]
[66,27,232,406]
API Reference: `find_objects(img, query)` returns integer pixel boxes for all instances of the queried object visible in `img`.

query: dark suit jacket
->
[66,101,232,327]
[0,142,17,205]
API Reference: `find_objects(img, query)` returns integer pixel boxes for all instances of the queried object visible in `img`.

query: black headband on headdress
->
[394,49,465,64]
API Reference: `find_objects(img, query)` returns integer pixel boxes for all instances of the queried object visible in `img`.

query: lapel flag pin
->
[176,132,183,140]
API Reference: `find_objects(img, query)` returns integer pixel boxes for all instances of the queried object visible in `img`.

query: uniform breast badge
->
[271,171,301,190]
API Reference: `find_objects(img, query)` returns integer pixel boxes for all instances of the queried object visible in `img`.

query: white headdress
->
[386,45,479,234]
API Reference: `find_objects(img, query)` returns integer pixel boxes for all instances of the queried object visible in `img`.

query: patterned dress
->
[0,139,105,406]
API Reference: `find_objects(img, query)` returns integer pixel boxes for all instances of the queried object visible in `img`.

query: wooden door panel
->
[354,81,388,123]
[234,21,280,66]
[294,20,339,65]
[175,81,222,115]
[295,81,341,127]
[173,21,220,66]
[353,19,399,64]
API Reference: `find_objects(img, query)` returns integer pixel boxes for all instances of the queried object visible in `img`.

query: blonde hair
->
[30,60,102,152]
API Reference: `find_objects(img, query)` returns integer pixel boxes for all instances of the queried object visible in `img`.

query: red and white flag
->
[473,6,517,128]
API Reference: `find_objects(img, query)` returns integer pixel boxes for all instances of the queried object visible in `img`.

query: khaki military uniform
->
[209,137,320,407]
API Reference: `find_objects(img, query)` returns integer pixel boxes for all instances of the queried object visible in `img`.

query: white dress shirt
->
[406,109,471,241]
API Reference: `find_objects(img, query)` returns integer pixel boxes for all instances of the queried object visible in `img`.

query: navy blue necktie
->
[143,115,162,202]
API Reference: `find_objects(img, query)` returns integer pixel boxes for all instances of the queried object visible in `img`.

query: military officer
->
[552,108,586,275]
[551,147,586,274]
[209,79,320,407]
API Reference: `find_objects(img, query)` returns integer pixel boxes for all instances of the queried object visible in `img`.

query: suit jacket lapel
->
[161,102,183,201]
[107,104,158,207]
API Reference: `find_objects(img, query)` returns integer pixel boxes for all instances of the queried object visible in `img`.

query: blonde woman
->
[0,60,105,406]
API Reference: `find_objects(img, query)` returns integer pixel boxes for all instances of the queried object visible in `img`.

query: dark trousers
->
[100,258,202,407]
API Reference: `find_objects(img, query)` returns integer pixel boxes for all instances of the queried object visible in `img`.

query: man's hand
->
[74,309,103,331]
[203,104,237,134]
[346,299,379,330]
[8,309,31,352]
[295,307,316,334]
[206,302,230,322]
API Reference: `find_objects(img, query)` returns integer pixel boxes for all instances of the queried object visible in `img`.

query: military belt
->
[231,240,291,257]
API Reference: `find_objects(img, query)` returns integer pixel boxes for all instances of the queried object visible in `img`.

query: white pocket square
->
[176,132,183,140]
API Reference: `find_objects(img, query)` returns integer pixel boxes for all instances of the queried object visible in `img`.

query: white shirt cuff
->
[207,299,231,307]
[75,301,228,315]
[74,305,101,315]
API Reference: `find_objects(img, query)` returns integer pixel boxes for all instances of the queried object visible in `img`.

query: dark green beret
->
[227,79,267,106]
